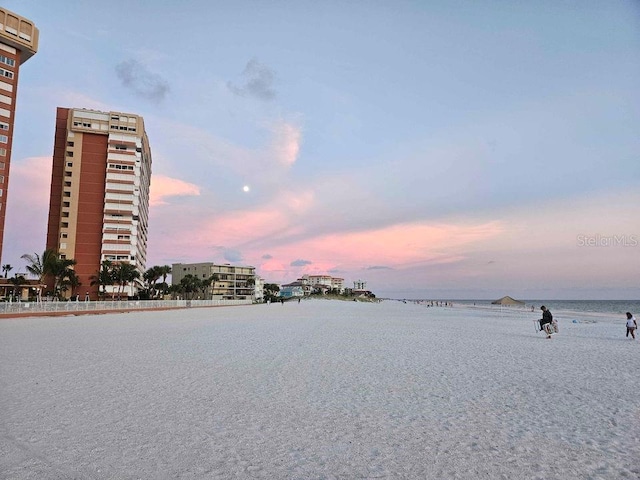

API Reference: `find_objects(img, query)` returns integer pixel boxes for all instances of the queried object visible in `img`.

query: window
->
[67,141,74,147]
[0,68,13,79]
[65,171,72,177]
[63,201,70,207]
[62,211,69,218]
[66,162,73,167]
[64,181,71,187]
[0,175,4,183]
[108,163,134,171]
[0,148,5,157]
[61,233,68,239]
[63,192,70,197]
[0,162,5,170]
[0,122,8,130]
[115,144,127,150]
[61,222,68,228]
[0,55,14,67]
[0,135,7,143]
[66,151,73,157]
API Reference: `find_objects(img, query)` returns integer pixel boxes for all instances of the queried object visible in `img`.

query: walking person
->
[539,306,554,339]
[625,312,637,340]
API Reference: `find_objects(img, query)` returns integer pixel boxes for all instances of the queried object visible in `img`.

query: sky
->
[2,0,639,299]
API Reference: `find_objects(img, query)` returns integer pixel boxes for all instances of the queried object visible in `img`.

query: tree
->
[61,269,81,299]
[158,265,171,288]
[49,256,77,299]
[2,264,12,278]
[90,260,115,300]
[179,274,202,300]
[143,265,162,299]
[264,283,280,303]
[112,262,140,299]
[21,250,72,300]
[203,273,219,299]
[8,274,27,300]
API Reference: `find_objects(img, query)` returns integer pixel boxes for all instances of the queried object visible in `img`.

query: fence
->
[0,298,252,316]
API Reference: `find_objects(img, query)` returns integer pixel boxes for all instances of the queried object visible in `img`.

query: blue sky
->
[4,0,640,299]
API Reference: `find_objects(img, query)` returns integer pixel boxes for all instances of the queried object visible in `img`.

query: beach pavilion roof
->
[491,296,525,306]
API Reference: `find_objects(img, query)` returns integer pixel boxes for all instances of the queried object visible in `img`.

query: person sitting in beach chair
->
[539,306,554,339]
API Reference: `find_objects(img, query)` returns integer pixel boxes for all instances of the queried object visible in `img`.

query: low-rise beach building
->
[172,262,256,300]
[279,281,306,298]
[302,274,344,293]
[281,274,346,296]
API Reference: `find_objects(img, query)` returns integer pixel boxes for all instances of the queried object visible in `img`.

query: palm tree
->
[158,265,171,290]
[8,274,27,300]
[61,269,81,299]
[90,260,115,300]
[203,273,220,299]
[21,250,60,300]
[49,257,77,299]
[143,265,162,299]
[264,283,280,303]
[179,274,202,300]
[112,262,140,299]
[2,264,12,278]
[246,277,256,299]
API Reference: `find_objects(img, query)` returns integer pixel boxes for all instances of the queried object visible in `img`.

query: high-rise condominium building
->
[46,108,152,299]
[0,8,38,264]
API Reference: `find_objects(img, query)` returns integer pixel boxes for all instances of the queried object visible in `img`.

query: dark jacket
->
[541,309,553,326]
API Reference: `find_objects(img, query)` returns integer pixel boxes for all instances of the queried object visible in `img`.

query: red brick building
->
[0,7,38,265]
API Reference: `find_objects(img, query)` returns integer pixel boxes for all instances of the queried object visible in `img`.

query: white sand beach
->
[1,300,638,479]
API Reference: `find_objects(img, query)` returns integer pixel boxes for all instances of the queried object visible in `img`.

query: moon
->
[243,185,250,192]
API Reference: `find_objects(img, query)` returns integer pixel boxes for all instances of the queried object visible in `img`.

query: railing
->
[0,298,252,316]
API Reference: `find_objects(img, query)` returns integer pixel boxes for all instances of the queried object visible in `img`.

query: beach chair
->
[534,319,559,336]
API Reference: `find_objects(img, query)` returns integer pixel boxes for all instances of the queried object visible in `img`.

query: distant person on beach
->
[625,312,637,339]
[539,306,553,338]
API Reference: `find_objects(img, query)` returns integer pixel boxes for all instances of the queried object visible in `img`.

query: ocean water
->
[454,299,640,317]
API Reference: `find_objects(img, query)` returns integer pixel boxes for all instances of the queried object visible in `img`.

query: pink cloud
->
[197,189,315,245]
[269,221,505,270]
[149,175,200,206]
[3,156,53,263]
[240,221,504,284]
